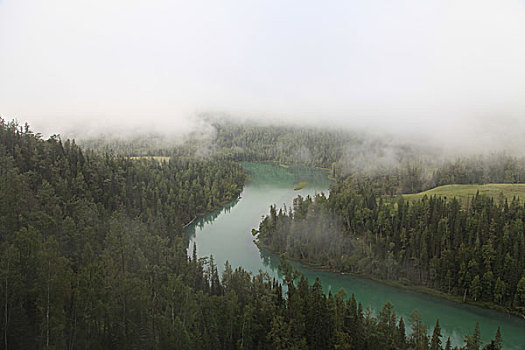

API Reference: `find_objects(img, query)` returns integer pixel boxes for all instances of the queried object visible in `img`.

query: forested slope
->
[80,119,355,170]
[210,120,352,169]
[0,119,251,348]
[0,119,502,349]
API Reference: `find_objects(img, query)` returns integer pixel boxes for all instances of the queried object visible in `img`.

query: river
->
[185,162,525,349]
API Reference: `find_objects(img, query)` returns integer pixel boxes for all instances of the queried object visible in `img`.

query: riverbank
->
[189,162,525,348]
[184,194,243,228]
[256,242,525,320]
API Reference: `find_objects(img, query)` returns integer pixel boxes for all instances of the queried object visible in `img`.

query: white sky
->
[1,0,525,145]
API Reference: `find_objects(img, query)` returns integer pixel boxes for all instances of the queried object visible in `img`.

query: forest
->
[3,0,523,348]
[0,119,508,349]
[256,180,525,317]
[81,118,525,194]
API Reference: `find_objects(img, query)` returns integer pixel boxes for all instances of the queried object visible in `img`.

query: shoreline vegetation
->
[256,242,525,320]
[253,164,525,318]
[184,194,243,229]
[256,169,525,322]
[132,155,246,227]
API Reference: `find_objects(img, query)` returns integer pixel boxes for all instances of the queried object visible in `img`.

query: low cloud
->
[1,0,524,153]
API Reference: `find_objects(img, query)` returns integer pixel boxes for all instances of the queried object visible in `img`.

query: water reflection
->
[259,247,282,273]
[242,162,332,190]
[185,198,241,244]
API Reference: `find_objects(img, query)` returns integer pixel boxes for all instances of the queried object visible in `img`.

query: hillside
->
[401,183,525,205]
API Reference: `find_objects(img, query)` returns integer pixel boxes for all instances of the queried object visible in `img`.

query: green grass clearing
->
[402,184,525,205]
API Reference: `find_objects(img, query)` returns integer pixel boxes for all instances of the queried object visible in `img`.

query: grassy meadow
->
[402,184,525,205]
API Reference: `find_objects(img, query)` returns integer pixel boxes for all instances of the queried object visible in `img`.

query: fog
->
[1,0,525,151]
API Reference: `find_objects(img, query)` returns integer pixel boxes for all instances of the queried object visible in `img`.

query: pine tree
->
[494,326,502,350]
[465,322,482,350]
[430,319,442,350]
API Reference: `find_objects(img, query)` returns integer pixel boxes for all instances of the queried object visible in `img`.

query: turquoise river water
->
[185,162,525,349]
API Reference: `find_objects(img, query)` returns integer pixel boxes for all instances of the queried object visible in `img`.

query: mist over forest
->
[2,0,525,155]
[2,0,525,349]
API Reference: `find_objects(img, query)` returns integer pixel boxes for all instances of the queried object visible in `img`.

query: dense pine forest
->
[0,119,508,349]
[4,0,525,348]
[79,119,354,170]
[256,179,525,317]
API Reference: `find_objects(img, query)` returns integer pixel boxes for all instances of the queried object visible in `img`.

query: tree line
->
[364,156,525,196]
[80,118,355,170]
[79,117,525,196]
